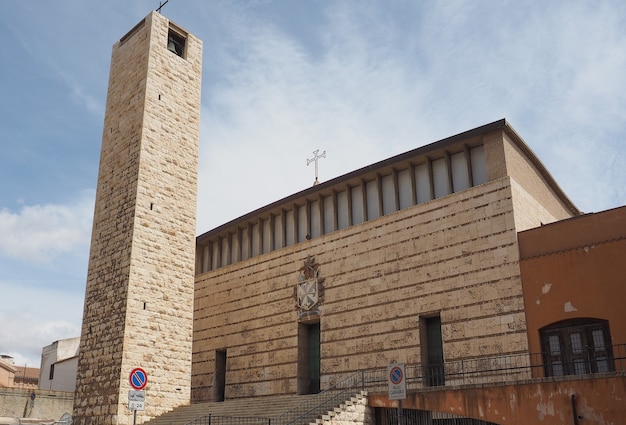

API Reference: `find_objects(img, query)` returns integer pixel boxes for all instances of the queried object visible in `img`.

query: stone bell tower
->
[73,11,202,424]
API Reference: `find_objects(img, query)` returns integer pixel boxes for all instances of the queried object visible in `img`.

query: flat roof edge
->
[501,122,580,217]
[197,118,580,242]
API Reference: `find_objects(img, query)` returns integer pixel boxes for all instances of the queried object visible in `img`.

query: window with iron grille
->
[540,318,614,377]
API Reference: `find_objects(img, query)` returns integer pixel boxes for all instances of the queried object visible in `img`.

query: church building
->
[192,119,576,399]
[73,9,625,425]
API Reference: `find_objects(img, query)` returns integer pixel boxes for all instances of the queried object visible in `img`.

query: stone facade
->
[73,11,202,425]
[192,122,578,402]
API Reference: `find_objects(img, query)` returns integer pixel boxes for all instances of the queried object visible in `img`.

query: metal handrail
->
[184,372,364,425]
[271,371,363,425]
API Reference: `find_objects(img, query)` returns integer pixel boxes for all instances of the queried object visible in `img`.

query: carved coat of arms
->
[296,256,323,311]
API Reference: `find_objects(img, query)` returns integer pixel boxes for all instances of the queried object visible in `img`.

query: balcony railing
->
[363,343,626,392]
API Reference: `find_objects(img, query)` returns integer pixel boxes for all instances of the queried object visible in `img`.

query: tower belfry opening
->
[168,27,186,57]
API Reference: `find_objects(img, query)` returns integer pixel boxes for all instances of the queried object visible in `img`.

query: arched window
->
[540,318,614,377]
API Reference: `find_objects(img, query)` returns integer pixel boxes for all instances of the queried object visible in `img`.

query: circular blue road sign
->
[129,367,148,390]
[390,366,403,385]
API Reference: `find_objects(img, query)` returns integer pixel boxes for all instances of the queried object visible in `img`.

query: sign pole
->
[129,367,148,421]
[388,362,407,425]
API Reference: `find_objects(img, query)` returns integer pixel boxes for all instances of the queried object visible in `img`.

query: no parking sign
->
[129,367,148,390]
[388,363,407,400]
[128,368,147,413]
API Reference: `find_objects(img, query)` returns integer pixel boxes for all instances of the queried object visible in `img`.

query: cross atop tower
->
[307,149,326,186]
[156,0,169,13]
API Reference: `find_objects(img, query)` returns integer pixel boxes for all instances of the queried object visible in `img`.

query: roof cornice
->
[197,119,580,242]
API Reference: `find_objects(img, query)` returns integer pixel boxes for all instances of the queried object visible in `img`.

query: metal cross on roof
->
[307,149,326,186]
[156,0,169,13]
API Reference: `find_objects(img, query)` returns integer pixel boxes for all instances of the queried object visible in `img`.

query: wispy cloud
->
[196,1,626,233]
[0,283,83,367]
[0,191,94,263]
[1,0,625,367]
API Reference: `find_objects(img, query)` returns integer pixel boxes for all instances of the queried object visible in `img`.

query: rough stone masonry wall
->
[74,11,202,425]
[192,177,531,401]
[121,12,202,424]
[73,12,150,424]
[0,388,73,422]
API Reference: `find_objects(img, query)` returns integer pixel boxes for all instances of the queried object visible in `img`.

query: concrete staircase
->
[314,392,369,425]
[144,394,316,425]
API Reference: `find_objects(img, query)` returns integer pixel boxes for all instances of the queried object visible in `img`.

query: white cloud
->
[0,282,84,368]
[1,0,625,370]
[194,0,626,234]
[0,191,94,263]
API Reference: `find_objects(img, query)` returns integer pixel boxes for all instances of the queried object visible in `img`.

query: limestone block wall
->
[74,11,201,425]
[192,177,532,401]
[483,129,576,228]
[501,132,576,224]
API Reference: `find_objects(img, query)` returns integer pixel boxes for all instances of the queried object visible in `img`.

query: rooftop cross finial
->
[307,149,326,186]
[156,0,169,13]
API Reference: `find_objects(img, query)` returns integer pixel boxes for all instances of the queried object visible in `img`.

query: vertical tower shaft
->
[73,11,202,424]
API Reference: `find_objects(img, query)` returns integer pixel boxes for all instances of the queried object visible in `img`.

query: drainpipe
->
[571,394,580,425]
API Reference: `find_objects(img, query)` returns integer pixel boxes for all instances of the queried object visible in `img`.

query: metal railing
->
[186,416,270,425]
[185,344,626,425]
[362,344,626,392]
[185,372,364,425]
[362,351,542,392]
[271,372,364,425]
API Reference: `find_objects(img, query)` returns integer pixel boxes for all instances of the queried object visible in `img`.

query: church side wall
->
[501,132,575,225]
[483,130,575,232]
[192,177,527,401]
[509,179,567,233]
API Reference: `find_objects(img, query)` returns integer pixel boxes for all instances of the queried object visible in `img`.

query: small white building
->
[39,337,80,392]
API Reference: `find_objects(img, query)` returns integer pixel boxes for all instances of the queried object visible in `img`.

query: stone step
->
[145,394,316,425]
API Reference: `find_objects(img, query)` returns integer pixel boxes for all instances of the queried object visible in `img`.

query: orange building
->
[0,356,39,389]
[519,205,626,379]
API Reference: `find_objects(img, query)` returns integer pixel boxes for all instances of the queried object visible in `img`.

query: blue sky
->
[1,1,625,367]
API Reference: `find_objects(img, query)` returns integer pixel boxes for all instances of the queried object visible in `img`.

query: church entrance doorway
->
[297,321,320,394]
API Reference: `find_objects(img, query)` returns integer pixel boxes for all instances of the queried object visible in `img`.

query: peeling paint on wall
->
[509,393,517,414]
[564,301,578,312]
[536,400,555,420]
[542,283,552,294]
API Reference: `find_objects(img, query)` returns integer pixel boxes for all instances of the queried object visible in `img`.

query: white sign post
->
[128,390,145,411]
